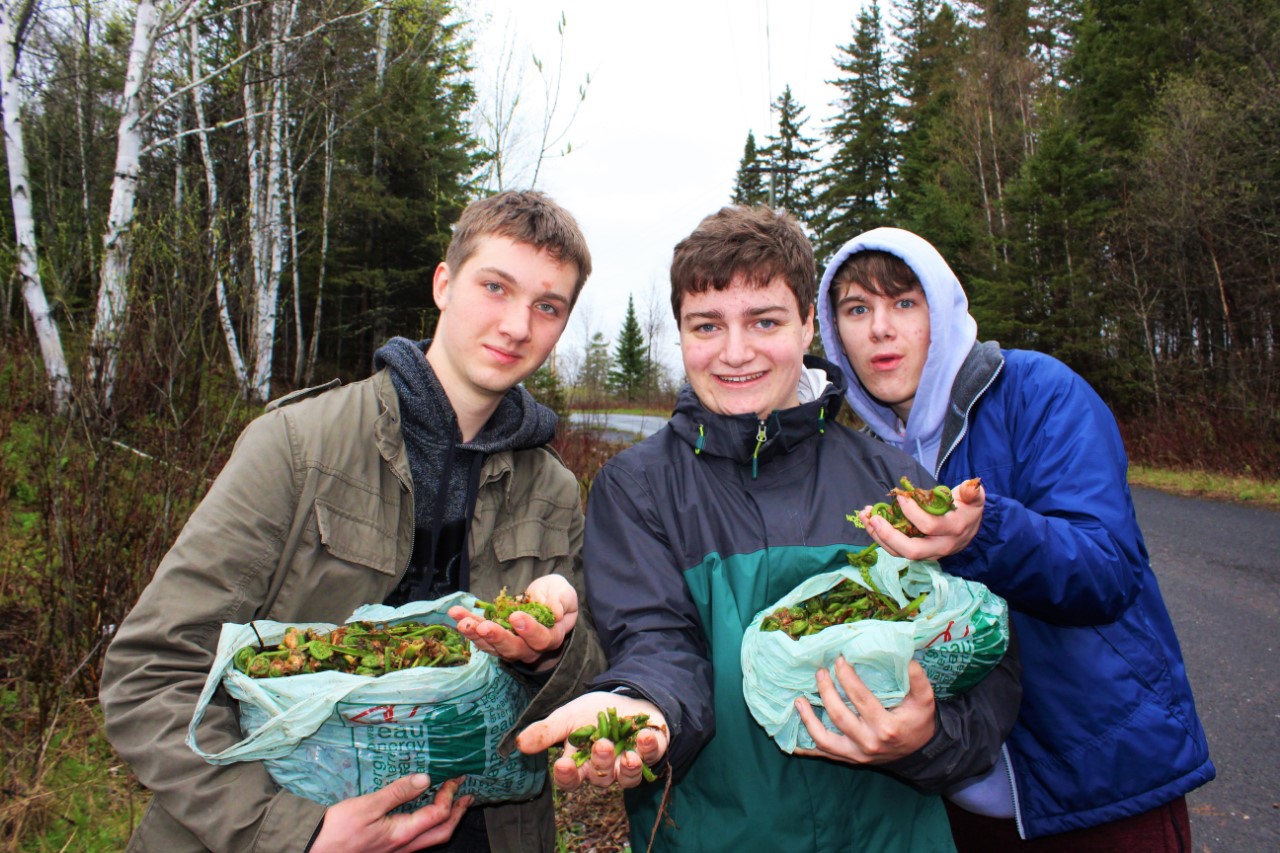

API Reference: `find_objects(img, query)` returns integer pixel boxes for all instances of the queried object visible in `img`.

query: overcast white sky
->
[462,0,870,378]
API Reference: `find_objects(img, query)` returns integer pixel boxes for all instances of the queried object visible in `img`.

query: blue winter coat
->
[582,359,1021,852]
[938,345,1215,837]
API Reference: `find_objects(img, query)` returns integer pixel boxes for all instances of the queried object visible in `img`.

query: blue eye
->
[534,302,559,316]
[485,281,503,294]
[896,298,916,309]
[846,305,868,316]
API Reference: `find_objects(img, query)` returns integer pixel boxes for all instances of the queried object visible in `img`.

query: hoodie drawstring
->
[818,406,826,434]
[694,424,705,455]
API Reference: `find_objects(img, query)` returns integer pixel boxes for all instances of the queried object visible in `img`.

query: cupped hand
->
[515,691,668,791]
[447,574,579,670]
[856,479,985,561]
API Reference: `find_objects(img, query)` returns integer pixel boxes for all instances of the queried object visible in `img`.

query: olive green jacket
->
[100,370,605,852]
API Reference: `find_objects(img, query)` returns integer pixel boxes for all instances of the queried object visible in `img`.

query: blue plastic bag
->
[187,594,544,807]
[741,551,1009,752]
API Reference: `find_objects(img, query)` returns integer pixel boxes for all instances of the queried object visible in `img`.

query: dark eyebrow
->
[745,304,789,316]
[682,308,724,324]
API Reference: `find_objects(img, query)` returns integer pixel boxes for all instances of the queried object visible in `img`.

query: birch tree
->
[1,0,71,413]
[188,16,249,396]
[88,0,196,410]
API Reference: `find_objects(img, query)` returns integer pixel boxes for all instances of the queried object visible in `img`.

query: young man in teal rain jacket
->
[517,207,1021,852]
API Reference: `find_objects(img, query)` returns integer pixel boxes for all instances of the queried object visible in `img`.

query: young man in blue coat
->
[518,207,1021,852]
[817,227,1214,850]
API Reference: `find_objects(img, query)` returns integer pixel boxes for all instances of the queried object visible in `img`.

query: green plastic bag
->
[186,595,543,807]
[741,550,1009,753]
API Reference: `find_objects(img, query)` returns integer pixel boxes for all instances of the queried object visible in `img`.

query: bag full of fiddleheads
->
[186,593,543,808]
[740,549,1009,753]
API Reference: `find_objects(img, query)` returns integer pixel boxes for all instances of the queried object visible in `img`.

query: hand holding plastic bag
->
[741,550,1008,753]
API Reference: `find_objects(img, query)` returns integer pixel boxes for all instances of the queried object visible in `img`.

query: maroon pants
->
[945,796,1191,853]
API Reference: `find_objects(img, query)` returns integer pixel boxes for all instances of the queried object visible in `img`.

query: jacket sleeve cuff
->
[254,790,327,853]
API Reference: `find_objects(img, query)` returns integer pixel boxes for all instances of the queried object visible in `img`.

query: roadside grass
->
[1128,465,1280,510]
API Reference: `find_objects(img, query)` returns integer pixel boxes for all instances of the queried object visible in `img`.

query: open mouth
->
[870,354,902,370]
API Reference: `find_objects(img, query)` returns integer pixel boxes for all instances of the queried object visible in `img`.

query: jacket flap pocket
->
[493,518,570,562]
[314,499,398,575]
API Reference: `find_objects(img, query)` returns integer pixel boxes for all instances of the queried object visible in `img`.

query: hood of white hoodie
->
[816,227,977,474]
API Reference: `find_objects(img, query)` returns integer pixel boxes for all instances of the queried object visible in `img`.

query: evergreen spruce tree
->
[524,363,570,423]
[887,0,976,263]
[577,331,612,403]
[732,131,768,205]
[763,85,819,226]
[608,295,649,402]
[814,0,897,262]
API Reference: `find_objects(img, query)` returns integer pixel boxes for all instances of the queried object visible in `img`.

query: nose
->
[497,302,532,342]
[869,307,894,341]
[720,326,754,366]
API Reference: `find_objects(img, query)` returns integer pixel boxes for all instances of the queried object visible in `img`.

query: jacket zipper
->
[1004,742,1026,838]
[751,419,767,479]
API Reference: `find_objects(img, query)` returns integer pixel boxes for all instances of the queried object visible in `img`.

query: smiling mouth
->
[485,344,521,364]
[717,372,765,384]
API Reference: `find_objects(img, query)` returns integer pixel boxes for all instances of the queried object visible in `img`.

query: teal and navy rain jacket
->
[583,358,1021,852]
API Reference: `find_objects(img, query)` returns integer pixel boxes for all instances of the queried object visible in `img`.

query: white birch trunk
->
[247,0,295,404]
[0,1,71,413]
[371,4,389,177]
[189,19,248,395]
[239,2,270,402]
[287,113,303,387]
[303,107,335,387]
[89,0,162,409]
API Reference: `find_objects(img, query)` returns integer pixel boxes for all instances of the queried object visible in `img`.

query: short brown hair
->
[446,190,593,304]
[669,206,815,320]
[829,250,921,313]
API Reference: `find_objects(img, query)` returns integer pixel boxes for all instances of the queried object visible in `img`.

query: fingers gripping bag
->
[186,594,544,807]
[741,550,1009,753]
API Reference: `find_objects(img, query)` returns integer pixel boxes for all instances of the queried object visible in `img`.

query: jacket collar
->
[936,341,1004,475]
[668,355,847,466]
[372,370,412,490]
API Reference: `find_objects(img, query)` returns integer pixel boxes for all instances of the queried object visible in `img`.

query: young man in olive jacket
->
[100,191,607,853]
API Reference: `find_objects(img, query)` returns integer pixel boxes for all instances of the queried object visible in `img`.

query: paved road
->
[1132,488,1280,852]
[567,411,668,442]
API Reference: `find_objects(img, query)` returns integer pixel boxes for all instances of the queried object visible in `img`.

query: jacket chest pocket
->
[477,517,572,599]
[313,498,399,576]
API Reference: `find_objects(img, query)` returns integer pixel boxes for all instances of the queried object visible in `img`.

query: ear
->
[432,262,451,310]
[801,303,816,350]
